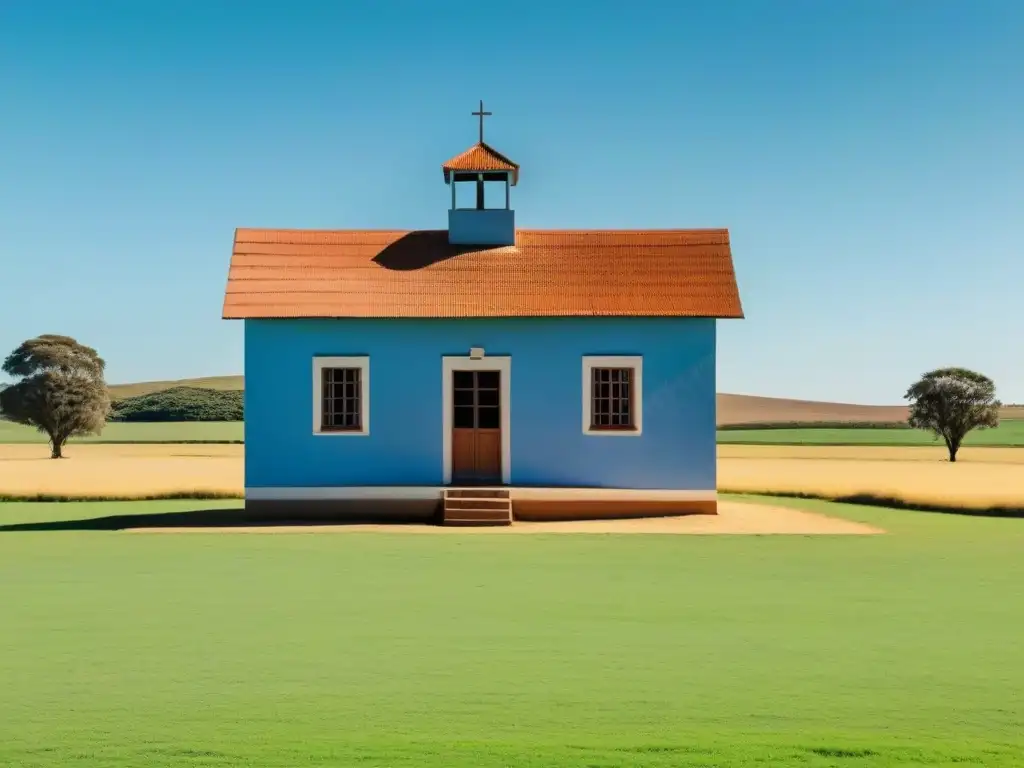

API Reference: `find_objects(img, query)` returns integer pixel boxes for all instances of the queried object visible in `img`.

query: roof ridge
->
[235,227,422,235]
[235,227,727,235]
[516,228,729,234]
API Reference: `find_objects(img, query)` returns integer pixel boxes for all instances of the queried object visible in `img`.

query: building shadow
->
[0,506,439,532]
[371,230,497,271]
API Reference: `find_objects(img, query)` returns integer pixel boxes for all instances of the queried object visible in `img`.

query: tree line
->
[0,333,1007,461]
[111,387,243,422]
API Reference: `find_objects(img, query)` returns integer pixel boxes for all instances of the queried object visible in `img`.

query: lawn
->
[0,419,244,443]
[718,419,1024,446]
[1,496,1022,767]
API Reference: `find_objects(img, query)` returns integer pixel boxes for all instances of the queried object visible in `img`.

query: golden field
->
[718,445,1024,509]
[0,444,244,497]
[1,443,1022,510]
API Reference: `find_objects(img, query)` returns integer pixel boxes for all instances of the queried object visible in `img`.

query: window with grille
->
[321,367,362,431]
[582,356,643,436]
[590,367,635,430]
[313,356,369,435]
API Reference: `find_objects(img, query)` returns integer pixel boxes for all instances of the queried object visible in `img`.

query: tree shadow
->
[371,230,499,271]
[0,507,437,532]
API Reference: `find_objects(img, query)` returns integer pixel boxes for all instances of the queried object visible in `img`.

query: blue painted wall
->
[244,317,717,490]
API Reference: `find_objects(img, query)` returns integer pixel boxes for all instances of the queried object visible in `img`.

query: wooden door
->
[451,370,502,485]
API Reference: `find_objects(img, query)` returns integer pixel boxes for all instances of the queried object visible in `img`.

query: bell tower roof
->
[442,142,519,185]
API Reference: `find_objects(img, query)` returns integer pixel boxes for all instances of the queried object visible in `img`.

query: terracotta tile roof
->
[223,228,742,319]
[442,143,520,185]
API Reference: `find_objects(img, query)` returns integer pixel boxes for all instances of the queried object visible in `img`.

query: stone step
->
[443,507,512,521]
[444,488,510,499]
[443,498,510,511]
[441,488,512,527]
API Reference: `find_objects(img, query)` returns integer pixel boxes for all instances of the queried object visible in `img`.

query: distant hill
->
[108,376,244,400]
[103,376,1024,423]
[717,394,911,425]
[717,393,1024,425]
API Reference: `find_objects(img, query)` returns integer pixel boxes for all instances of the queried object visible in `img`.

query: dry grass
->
[2,443,1023,511]
[720,445,1024,463]
[718,445,1024,509]
[0,444,243,497]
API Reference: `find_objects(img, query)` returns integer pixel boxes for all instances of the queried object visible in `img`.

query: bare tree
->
[904,367,1000,463]
[0,335,110,458]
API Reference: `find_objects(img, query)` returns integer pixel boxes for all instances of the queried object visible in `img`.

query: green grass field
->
[718,419,1024,446]
[0,419,244,443]
[1,496,1022,767]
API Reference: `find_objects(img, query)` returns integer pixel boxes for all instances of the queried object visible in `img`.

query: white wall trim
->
[442,355,512,484]
[246,487,716,502]
[312,356,370,436]
[582,355,643,436]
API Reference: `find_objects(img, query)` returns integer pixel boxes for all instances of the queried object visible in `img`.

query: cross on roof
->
[472,100,492,144]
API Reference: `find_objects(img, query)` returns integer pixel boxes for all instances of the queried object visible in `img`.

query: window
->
[582,356,643,436]
[321,367,362,431]
[312,356,369,435]
[453,370,501,429]
[591,367,634,429]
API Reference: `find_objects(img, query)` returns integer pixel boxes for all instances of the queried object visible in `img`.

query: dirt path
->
[129,500,883,536]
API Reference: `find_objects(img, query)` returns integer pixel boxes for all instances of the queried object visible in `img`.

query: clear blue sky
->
[1,0,1021,404]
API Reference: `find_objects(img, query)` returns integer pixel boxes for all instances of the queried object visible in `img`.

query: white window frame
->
[312,356,370,436]
[582,355,643,436]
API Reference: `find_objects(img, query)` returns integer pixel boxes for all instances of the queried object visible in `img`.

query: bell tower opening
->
[442,101,519,246]
[452,173,509,211]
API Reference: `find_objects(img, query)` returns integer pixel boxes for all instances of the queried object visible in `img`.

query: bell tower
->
[442,101,519,246]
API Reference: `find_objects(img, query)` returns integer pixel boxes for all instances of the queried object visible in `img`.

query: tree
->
[0,335,110,458]
[904,367,1000,463]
